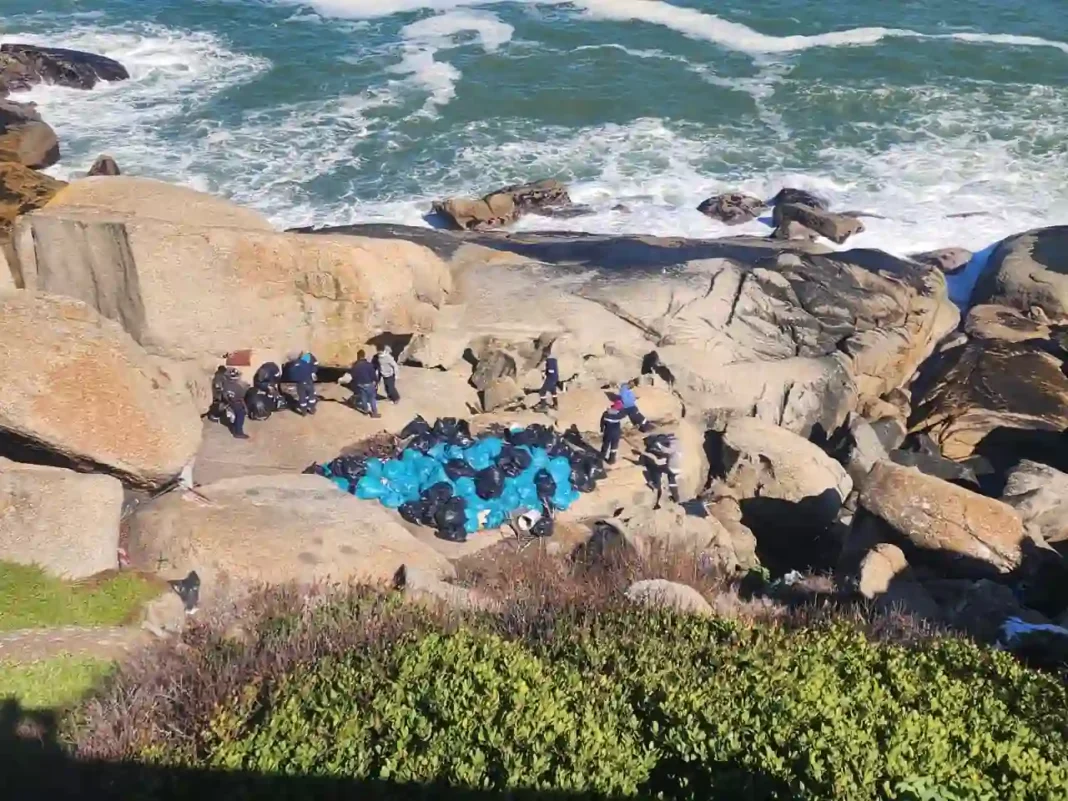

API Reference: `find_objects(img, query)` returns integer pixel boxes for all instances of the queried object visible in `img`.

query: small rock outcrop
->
[126,475,454,601]
[625,579,712,615]
[696,192,764,225]
[773,203,865,244]
[972,225,1068,318]
[0,99,59,168]
[86,154,121,177]
[0,292,203,486]
[1001,460,1068,545]
[770,188,827,210]
[0,459,122,579]
[910,248,972,275]
[0,43,129,92]
[859,461,1028,577]
[432,179,571,231]
[964,304,1051,343]
[0,161,65,268]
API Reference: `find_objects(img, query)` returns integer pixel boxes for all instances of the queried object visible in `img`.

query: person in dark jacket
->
[217,367,250,439]
[347,350,380,418]
[599,399,626,464]
[537,349,560,410]
[283,351,318,415]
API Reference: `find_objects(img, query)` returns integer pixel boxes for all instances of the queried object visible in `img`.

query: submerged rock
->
[0,99,58,168]
[696,192,764,225]
[0,43,129,92]
[86,154,121,177]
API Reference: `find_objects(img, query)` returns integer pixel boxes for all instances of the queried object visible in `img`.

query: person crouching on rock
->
[600,399,626,465]
[214,366,250,440]
[643,432,682,509]
[283,351,318,416]
[347,350,380,418]
[374,344,401,404]
[619,380,651,432]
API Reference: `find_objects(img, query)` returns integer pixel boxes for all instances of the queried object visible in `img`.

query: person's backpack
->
[245,387,271,421]
[253,362,281,388]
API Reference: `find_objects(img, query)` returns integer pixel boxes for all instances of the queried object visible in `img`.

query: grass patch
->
[0,656,113,711]
[0,562,162,632]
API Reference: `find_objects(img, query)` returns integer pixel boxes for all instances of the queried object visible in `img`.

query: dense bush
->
[108,593,1068,801]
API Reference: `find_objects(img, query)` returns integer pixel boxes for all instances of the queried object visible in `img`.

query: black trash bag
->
[435,497,468,542]
[444,459,477,481]
[399,501,426,525]
[245,387,272,421]
[425,482,454,504]
[534,469,557,503]
[475,465,505,500]
[407,433,438,454]
[329,455,368,482]
[303,463,323,476]
[253,362,282,389]
[547,435,574,459]
[497,444,532,478]
[400,415,433,440]
[529,514,554,539]
[510,424,555,449]
[570,458,598,494]
[433,417,474,447]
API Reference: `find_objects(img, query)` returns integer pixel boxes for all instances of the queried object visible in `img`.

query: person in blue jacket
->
[537,348,560,410]
[618,380,650,431]
[283,351,319,416]
[347,350,380,418]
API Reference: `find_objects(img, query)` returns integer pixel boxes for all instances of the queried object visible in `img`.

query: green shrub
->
[0,655,114,711]
[157,604,1068,801]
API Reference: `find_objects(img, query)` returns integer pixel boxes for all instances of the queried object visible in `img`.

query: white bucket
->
[515,508,543,532]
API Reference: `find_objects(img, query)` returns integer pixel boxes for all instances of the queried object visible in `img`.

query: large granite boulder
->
[972,226,1068,319]
[909,339,1068,461]
[626,579,712,615]
[12,178,451,368]
[0,99,59,168]
[964,304,1051,343]
[431,179,571,231]
[1001,460,1068,544]
[0,293,202,486]
[0,161,64,272]
[0,44,129,92]
[858,461,1028,577]
[125,474,453,601]
[0,459,122,579]
[696,192,764,225]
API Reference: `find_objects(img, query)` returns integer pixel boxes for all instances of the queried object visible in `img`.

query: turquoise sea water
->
[3,0,1068,253]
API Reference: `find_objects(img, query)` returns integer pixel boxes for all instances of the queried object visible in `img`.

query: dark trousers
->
[601,428,621,464]
[382,374,400,403]
[539,378,559,407]
[228,404,246,437]
[625,405,648,429]
[295,381,316,413]
[653,466,680,506]
[357,383,378,416]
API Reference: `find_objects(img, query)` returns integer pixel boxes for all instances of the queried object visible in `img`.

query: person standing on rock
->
[283,351,318,416]
[644,432,682,509]
[537,347,560,410]
[217,367,250,439]
[347,350,380,418]
[619,380,651,432]
[374,344,401,404]
[600,399,626,465]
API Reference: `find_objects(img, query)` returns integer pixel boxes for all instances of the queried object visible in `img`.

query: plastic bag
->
[399,500,425,525]
[400,415,433,439]
[435,497,468,541]
[445,459,477,481]
[530,514,554,538]
[452,476,478,501]
[434,417,474,447]
[355,475,386,500]
[498,444,533,477]
[424,482,454,504]
[534,470,557,503]
[475,465,505,500]
[407,433,437,454]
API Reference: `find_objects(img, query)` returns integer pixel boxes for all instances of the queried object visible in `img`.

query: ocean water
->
[3,0,1068,255]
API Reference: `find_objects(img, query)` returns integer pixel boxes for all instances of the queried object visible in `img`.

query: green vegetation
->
[96,591,1068,801]
[0,562,161,631]
[0,656,113,711]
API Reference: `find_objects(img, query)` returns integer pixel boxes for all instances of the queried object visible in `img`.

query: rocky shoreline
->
[2,45,1068,666]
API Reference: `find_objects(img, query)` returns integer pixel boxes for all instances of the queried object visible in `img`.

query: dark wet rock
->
[696,192,764,225]
[770,219,819,242]
[909,339,1068,462]
[86,154,121,177]
[773,203,865,244]
[0,99,58,168]
[0,44,129,93]
[964,304,1051,343]
[430,179,572,231]
[972,225,1068,319]
[769,187,827,210]
[910,247,972,275]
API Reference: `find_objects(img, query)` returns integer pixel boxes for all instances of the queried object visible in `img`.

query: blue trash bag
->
[485,505,506,529]
[427,442,447,462]
[480,437,504,459]
[499,481,520,511]
[381,489,406,509]
[400,448,422,464]
[464,515,481,535]
[547,456,572,484]
[330,476,351,493]
[452,476,478,500]
[363,459,384,479]
[552,483,581,511]
[463,444,494,471]
[356,475,386,500]
[420,464,450,492]
[445,444,467,462]
[383,459,408,481]
[523,447,550,470]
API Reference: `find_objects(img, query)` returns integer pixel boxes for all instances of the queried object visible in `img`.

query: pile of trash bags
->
[309,417,605,542]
